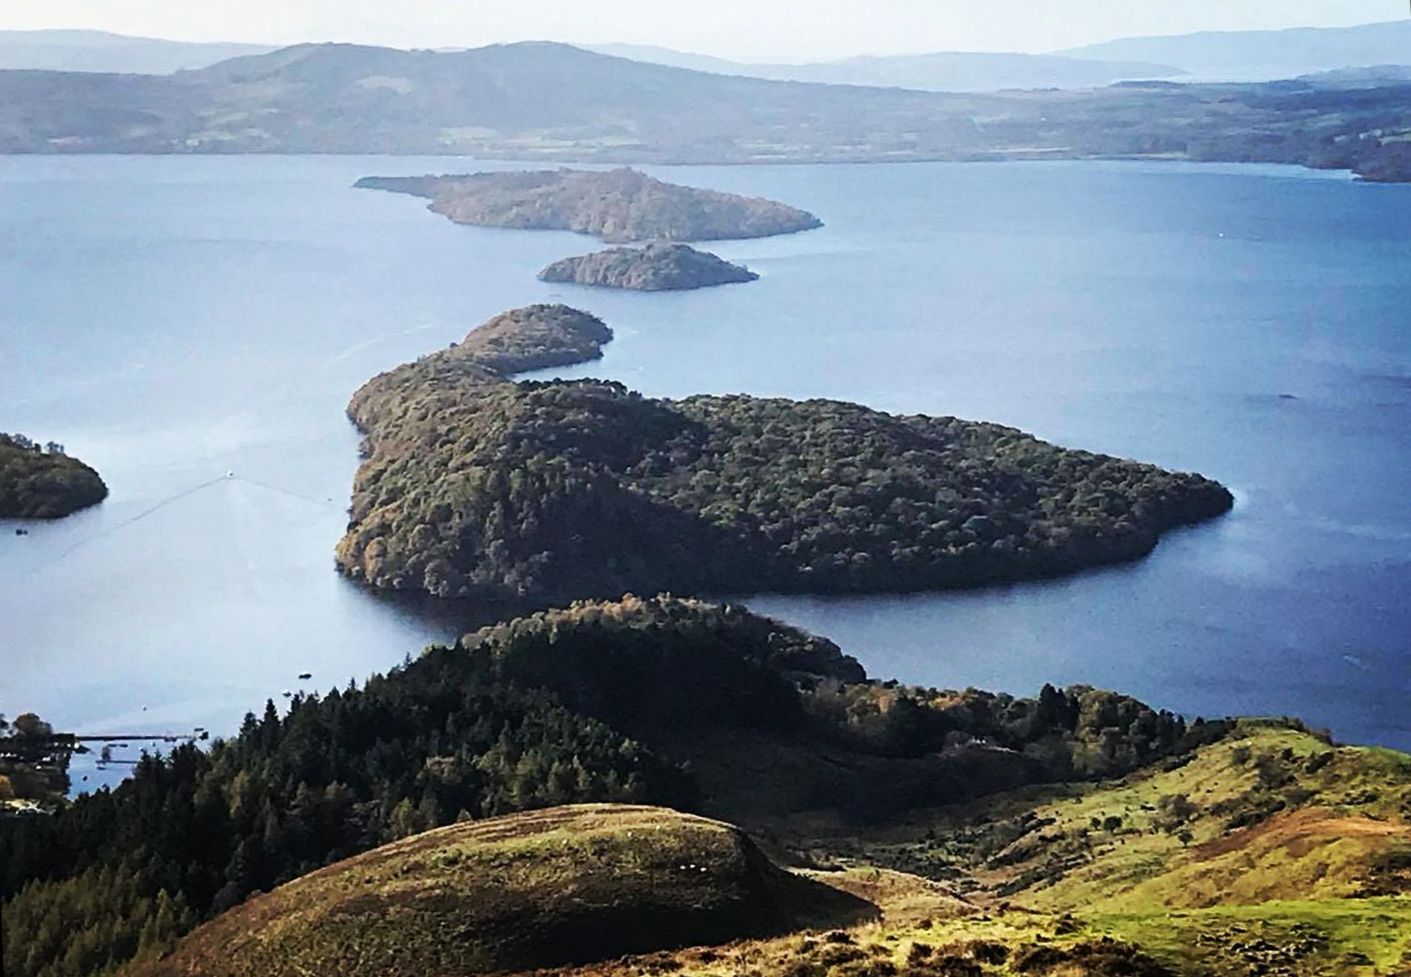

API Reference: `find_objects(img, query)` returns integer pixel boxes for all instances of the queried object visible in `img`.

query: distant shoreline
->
[2,151,1394,186]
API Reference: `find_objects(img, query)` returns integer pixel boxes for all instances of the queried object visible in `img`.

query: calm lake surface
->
[2,156,1408,776]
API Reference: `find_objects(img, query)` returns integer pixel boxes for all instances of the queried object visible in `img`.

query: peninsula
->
[539,243,758,291]
[336,305,1233,600]
[354,168,823,242]
[0,433,107,519]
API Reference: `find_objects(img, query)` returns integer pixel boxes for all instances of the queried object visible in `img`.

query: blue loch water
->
[1,155,1407,774]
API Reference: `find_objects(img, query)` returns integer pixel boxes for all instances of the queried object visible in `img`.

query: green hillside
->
[132,805,872,977]
[5,599,1406,977]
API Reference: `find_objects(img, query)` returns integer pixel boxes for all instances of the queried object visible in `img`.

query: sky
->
[0,0,1404,60]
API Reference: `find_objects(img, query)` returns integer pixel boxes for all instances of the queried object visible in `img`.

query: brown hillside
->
[135,805,875,977]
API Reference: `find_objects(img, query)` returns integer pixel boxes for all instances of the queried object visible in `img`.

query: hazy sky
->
[1,0,1404,60]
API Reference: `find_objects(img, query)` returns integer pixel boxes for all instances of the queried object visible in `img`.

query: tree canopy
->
[338,308,1233,600]
[1,596,1219,977]
[0,433,107,519]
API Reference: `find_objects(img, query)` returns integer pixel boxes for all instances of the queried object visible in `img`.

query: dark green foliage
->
[356,168,822,242]
[1011,939,1174,976]
[539,243,759,291]
[0,596,1211,977]
[0,433,107,519]
[0,711,74,807]
[1364,845,1411,896]
[456,597,1207,828]
[1354,142,1411,183]
[2,868,196,977]
[467,595,866,734]
[805,679,1200,780]
[0,647,691,977]
[339,342,1234,599]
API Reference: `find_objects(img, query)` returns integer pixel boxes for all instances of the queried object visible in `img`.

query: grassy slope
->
[1002,723,1409,911]
[782,723,1410,975]
[544,726,1409,977]
[135,805,874,977]
[141,729,1410,977]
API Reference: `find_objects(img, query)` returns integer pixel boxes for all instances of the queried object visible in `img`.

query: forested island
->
[0,433,107,519]
[355,169,823,242]
[439,303,614,374]
[337,304,1232,600]
[5,595,1407,977]
[539,243,758,290]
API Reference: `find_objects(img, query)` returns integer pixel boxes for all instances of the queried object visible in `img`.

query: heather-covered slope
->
[133,805,871,977]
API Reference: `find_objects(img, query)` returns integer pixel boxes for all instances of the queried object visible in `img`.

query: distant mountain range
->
[0,29,273,74]
[583,44,1185,92]
[4,20,1409,89]
[1061,20,1411,81]
[1,40,1406,182]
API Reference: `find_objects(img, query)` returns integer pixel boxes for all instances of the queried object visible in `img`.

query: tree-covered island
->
[336,305,1233,600]
[0,433,107,519]
[539,243,758,291]
[355,168,823,242]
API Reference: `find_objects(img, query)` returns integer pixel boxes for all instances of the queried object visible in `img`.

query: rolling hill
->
[5,595,1408,977]
[0,40,1407,181]
[127,690,1411,977]
[1062,20,1411,82]
[132,805,873,977]
[584,43,1187,92]
[0,29,273,74]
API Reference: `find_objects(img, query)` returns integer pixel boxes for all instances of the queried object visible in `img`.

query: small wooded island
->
[540,243,758,291]
[354,168,823,242]
[0,433,107,519]
[337,305,1233,599]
